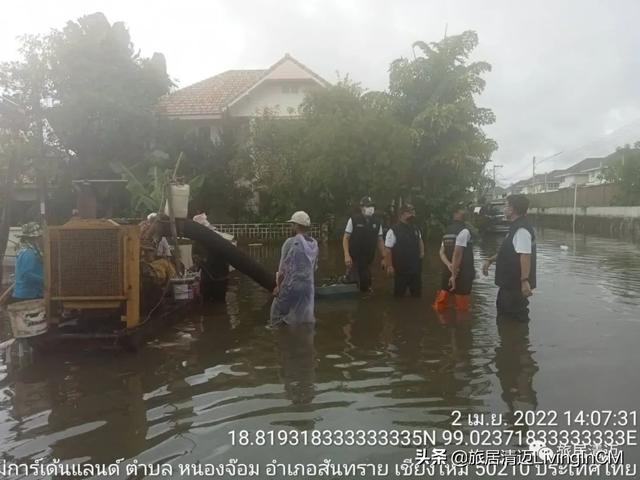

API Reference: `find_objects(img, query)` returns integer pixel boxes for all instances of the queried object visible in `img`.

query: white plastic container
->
[7,299,48,338]
[177,243,193,270]
[164,184,190,219]
[170,275,197,301]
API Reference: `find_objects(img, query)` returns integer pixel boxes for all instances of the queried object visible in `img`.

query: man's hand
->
[345,254,353,268]
[385,263,394,276]
[446,262,455,274]
[272,286,280,296]
[521,280,533,298]
[448,274,456,292]
[482,259,492,276]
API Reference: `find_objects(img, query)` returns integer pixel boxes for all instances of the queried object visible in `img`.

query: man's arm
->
[482,254,497,276]
[439,243,451,269]
[383,229,395,274]
[451,246,464,275]
[342,233,352,267]
[520,253,532,297]
[343,218,353,267]
[384,247,394,274]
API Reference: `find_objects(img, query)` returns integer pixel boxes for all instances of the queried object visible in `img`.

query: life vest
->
[348,213,381,263]
[441,220,475,280]
[390,222,422,274]
[495,216,537,289]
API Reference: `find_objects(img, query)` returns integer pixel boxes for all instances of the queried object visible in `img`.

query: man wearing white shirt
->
[433,203,476,312]
[383,204,425,297]
[342,196,385,293]
[482,195,537,322]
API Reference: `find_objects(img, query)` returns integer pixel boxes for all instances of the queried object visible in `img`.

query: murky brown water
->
[1,228,639,479]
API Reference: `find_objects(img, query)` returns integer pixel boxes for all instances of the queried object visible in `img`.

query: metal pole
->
[531,156,536,193]
[572,183,578,232]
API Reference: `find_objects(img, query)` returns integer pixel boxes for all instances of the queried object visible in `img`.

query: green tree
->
[602,144,640,205]
[232,80,414,222]
[0,36,57,283]
[299,80,414,218]
[46,12,172,178]
[388,30,497,229]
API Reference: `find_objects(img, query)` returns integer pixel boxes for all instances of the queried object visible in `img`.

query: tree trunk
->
[0,152,17,286]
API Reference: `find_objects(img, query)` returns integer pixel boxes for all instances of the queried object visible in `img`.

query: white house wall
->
[263,57,319,81]
[559,174,589,189]
[229,81,315,118]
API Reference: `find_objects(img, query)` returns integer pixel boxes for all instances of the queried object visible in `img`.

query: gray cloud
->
[2,0,639,183]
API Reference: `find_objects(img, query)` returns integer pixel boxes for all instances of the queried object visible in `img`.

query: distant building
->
[157,54,330,142]
[556,156,613,189]
[507,152,618,194]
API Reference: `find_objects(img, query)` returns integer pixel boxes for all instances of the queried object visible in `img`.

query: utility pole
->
[531,156,536,193]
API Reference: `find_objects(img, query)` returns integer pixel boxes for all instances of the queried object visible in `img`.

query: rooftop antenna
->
[443,23,448,39]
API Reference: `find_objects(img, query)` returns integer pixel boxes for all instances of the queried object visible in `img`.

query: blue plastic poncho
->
[270,233,319,326]
[13,246,44,300]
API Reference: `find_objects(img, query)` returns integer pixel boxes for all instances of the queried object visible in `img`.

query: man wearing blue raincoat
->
[270,211,319,326]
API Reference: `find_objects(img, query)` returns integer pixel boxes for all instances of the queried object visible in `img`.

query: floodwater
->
[1,228,639,479]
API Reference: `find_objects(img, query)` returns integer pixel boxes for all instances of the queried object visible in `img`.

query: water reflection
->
[0,229,639,475]
[495,318,538,419]
[275,324,316,405]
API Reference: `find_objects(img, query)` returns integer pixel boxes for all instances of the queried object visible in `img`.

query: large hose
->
[179,220,276,292]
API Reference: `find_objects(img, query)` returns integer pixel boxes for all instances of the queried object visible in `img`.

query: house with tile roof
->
[556,154,616,189]
[507,151,620,194]
[157,54,329,142]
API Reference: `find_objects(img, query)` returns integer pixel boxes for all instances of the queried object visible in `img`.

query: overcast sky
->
[2,0,640,184]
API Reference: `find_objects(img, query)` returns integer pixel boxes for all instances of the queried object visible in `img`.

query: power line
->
[504,116,640,184]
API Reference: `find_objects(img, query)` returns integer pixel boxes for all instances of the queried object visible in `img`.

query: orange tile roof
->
[157,55,329,118]
[157,69,267,117]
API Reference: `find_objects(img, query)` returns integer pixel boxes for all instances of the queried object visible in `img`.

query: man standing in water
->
[271,211,319,326]
[433,203,475,312]
[384,204,425,297]
[342,196,385,293]
[482,194,537,322]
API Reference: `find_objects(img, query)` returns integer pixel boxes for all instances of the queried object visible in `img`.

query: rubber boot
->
[454,294,471,312]
[432,290,450,311]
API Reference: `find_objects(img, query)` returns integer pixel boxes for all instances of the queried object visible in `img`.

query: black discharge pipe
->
[179,220,276,292]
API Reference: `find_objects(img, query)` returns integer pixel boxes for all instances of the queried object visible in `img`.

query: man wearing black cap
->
[343,196,385,293]
[383,204,425,297]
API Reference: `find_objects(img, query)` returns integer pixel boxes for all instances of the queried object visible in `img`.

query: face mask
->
[363,206,375,217]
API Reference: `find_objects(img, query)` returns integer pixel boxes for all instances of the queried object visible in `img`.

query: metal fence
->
[211,223,325,241]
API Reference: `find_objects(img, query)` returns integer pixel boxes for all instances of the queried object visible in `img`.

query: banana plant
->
[111,151,205,216]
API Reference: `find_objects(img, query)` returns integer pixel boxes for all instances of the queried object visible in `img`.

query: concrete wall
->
[530,206,640,218]
[529,183,624,208]
[531,213,640,243]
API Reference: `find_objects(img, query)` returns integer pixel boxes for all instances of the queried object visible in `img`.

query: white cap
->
[287,211,311,227]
